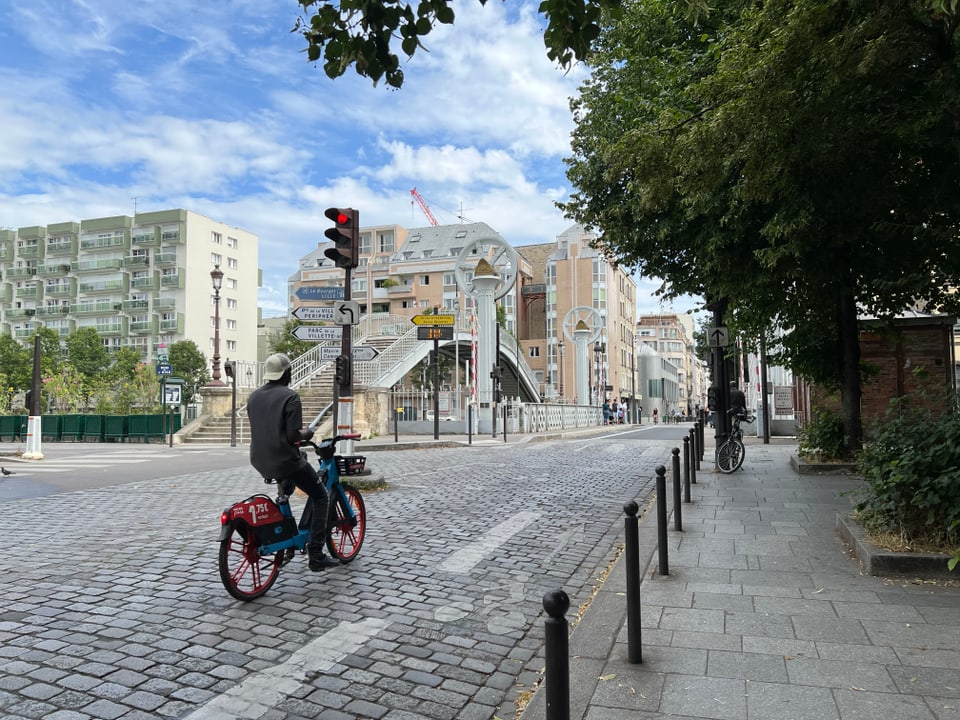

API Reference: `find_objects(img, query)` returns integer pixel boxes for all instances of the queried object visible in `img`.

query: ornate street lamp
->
[209,265,225,386]
[594,341,604,405]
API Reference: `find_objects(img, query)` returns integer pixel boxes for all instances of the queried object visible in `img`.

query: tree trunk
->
[837,293,862,453]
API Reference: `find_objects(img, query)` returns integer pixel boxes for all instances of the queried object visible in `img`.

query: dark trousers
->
[282,462,329,559]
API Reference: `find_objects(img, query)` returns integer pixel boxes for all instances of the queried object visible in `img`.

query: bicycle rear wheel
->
[716,438,745,473]
[326,484,366,563]
[218,524,282,601]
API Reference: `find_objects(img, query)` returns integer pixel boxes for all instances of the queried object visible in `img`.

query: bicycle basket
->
[336,455,367,475]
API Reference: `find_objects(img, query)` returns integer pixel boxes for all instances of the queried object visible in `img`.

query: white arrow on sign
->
[334,300,360,326]
[292,306,336,321]
[291,325,343,341]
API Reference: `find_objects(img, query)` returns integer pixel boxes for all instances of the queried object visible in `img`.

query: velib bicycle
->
[217,433,367,601]
[716,410,755,474]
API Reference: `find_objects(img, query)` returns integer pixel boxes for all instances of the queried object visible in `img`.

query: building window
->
[227,298,237,310]
[529,347,540,358]
[211,252,222,266]
[227,257,238,269]
[226,319,237,330]
[227,236,238,248]
[212,232,223,244]
[420,275,430,285]
[226,340,237,351]
[226,278,237,290]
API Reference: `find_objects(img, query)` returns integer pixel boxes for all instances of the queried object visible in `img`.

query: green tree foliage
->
[168,340,210,406]
[562,0,960,450]
[66,327,110,377]
[269,318,315,360]
[0,335,30,391]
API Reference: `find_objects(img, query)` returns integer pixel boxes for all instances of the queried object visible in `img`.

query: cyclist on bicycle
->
[246,353,338,571]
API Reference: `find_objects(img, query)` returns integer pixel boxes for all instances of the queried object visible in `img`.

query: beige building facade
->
[0,209,259,375]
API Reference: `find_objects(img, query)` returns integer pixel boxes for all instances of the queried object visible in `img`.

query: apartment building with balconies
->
[0,209,259,373]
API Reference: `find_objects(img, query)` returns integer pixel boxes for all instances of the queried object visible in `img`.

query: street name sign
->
[295,286,344,301]
[291,325,343,341]
[318,346,380,362]
[156,362,173,375]
[292,306,336,322]
[412,314,455,326]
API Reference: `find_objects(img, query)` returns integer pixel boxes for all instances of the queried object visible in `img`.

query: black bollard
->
[543,589,571,720]
[682,436,691,503]
[698,419,705,463]
[656,465,669,575]
[671,448,682,532]
[623,501,642,664]
[689,428,698,484]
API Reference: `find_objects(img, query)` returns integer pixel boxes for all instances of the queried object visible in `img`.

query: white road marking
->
[438,510,541,573]
[183,617,391,720]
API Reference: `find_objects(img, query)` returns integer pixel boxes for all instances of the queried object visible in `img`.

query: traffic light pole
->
[337,265,355,455]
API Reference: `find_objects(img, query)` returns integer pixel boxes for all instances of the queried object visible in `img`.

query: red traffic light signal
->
[324,207,359,269]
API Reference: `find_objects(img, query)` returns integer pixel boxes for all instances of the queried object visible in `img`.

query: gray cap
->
[263,353,292,381]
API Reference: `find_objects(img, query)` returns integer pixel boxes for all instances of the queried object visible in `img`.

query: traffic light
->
[707,385,717,411]
[335,354,351,386]
[324,207,359,269]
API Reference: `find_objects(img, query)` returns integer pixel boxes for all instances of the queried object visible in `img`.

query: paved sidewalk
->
[522,438,960,720]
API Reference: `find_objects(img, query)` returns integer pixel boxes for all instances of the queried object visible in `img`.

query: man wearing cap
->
[246,353,338,571]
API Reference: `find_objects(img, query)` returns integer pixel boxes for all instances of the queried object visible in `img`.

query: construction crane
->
[410,187,439,226]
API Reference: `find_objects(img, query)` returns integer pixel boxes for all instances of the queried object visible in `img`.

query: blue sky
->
[0,0,692,317]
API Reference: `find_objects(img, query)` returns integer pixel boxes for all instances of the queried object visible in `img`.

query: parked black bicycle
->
[716,409,755,474]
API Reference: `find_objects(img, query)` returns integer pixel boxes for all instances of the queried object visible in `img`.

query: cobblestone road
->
[1,435,675,720]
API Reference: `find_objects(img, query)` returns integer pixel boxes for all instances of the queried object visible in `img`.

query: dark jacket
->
[246,382,310,479]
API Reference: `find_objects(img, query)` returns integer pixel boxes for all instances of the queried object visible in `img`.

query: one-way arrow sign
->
[709,326,729,348]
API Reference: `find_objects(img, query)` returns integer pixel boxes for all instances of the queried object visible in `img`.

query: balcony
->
[132,229,160,246]
[45,279,75,297]
[160,229,182,244]
[72,258,123,273]
[71,302,119,315]
[77,277,127,294]
[124,255,150,268]
[159,313,184,333]
[130,317,159,334]
[153,297,176,310]
[46,238,76,255]
[18,243,42,259]
[131,273,159,291]
[15,286,39,299]
[122,299,150,311]
[96,318,128,336]
[36,305,70,317]
[154,251,177,266]
[6,308,36,318]
[37,263,72,277]
[80,234,127,251]
[14,327,37,340]
[0,286,11,303]
[386,283,415,297]
[7,267,36,280]
[160,272,183,289]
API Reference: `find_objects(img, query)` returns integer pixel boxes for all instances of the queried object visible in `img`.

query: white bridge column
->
[574,325,591,407]
[473,270,500,434]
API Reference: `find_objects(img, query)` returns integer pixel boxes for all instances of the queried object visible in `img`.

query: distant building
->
[637,312,699,414]
[0,209,259,376]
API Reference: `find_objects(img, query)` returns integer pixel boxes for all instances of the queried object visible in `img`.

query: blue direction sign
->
[295,286,344,301]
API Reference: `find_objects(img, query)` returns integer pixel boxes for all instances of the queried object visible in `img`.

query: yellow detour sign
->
[411,314,455,326]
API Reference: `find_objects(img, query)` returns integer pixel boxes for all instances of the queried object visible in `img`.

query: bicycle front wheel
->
[326,484,366,563]
[716,438,745,474]
[218,525,282,601]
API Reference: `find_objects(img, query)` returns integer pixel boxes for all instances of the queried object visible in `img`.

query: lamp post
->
[558,341,565,402]
[224,358,237,447]
[209,265,225,386]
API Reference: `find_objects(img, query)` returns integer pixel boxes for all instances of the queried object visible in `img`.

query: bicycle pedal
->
[281,548,295,566]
